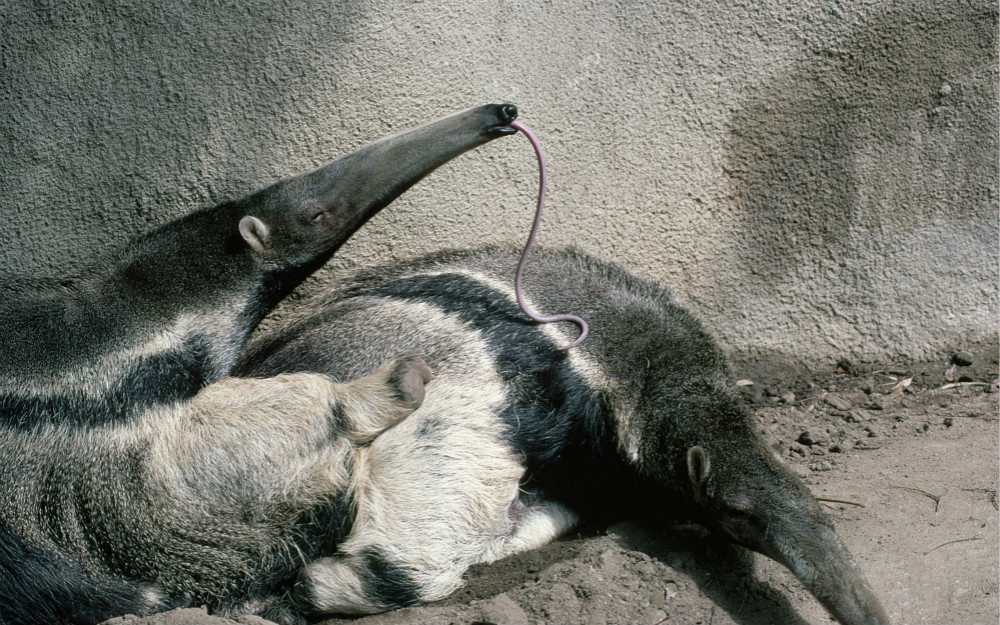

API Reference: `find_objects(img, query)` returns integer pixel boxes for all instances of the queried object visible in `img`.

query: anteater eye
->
[304,204,326,224]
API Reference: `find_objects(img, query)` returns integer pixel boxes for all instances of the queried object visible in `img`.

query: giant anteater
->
[237,245,891,625]
[0,104,518,624]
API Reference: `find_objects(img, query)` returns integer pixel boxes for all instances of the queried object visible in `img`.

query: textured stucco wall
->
[1,0,996,364]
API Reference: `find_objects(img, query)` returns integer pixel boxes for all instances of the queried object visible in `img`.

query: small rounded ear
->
[687,445,711,490]
[239,216,271,255]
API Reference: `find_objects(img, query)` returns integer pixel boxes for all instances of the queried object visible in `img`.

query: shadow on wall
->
[0,0,368,276]
[725,0,998,284]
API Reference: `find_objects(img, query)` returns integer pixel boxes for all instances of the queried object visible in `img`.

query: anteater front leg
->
[132,357,432,620]
[330,356,432,444]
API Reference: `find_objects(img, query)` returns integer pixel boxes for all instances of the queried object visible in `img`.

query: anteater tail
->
[0,526,160,625]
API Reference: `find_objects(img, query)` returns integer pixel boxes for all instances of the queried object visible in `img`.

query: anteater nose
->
[500,104,518,123]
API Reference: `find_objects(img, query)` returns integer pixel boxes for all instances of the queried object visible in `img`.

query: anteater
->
[238,244,891,625]
[0,104,518,624]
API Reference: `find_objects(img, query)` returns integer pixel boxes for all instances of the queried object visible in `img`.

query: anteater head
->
[16,105,518,388]
[632,385,890,625]
[231,104,518,272]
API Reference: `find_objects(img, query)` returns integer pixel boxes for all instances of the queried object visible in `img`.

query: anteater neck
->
[0,204,311,426]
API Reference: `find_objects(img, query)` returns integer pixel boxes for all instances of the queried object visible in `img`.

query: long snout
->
[310,102,517,222]
[762,512,891,625]
[274,103,518,256]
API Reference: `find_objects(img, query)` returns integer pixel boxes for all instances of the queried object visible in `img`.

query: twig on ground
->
[924,536,981,555]
[892,413,998,422]
[961,488,1000,511]
[817,496,865,508]
[936,382,991,391]
[873,369,911,378]
[890,485,941,512]
[885,377,913,394]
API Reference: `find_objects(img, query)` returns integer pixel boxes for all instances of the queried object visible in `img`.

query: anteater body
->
[238,245,890,625]
[0,104,518,624]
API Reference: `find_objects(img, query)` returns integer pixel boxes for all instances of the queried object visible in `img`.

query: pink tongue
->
[509,119,588,351]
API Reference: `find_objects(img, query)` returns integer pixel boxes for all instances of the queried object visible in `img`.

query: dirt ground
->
[102,344,999,625]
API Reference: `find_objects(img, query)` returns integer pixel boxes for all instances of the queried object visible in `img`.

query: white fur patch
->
[479,498,580,564]
[303,297,530,610]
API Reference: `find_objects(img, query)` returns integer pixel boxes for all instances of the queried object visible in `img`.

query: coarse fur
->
[237,245,891,625]
[0,357,429,624]
[0,104,518,625]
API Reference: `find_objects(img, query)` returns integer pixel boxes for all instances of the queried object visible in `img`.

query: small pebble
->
[952,350,974,367]
[739,384,766,405]
[236,615,280,625]
[780,391,796,404]
[479,593,531,625]
[810,459,836,472]
[825,394,852,411]
[837,358,861,377]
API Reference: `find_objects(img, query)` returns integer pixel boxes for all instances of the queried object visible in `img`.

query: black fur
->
[0,339,210,428]
[358,547,422,610]
[0,526,158,625]
[352,271,626,512]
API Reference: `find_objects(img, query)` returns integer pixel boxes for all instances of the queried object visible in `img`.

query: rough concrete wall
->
[1,0,996,364]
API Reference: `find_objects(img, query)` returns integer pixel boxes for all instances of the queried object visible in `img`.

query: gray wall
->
[1,0,996,364]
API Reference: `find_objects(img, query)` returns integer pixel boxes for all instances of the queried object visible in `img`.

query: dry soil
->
[101,345,999,625]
